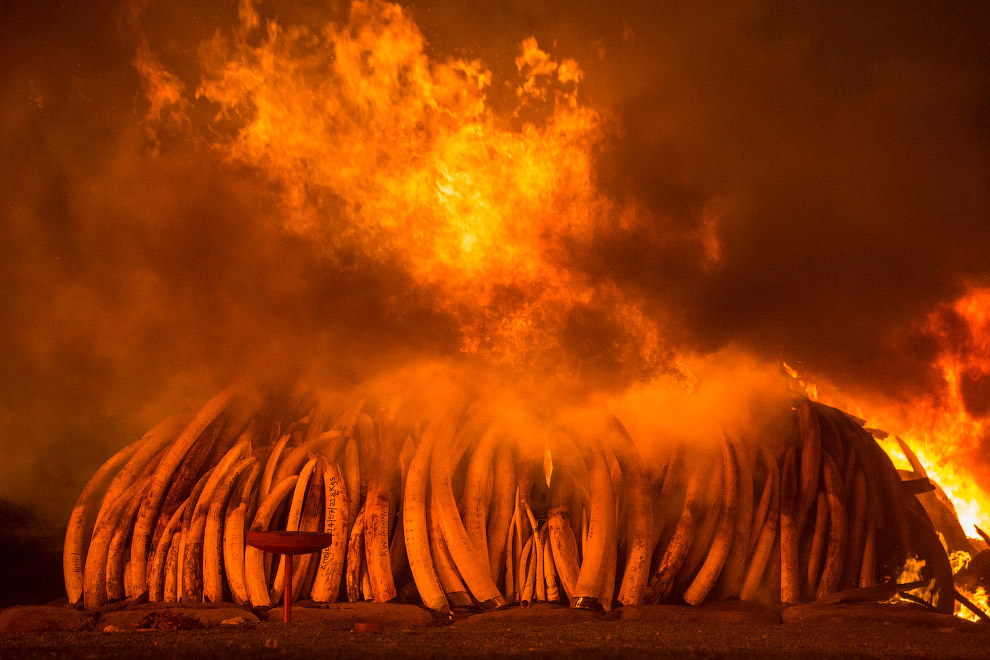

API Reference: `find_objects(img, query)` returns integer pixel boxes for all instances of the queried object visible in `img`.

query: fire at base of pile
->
[63,382,974,618]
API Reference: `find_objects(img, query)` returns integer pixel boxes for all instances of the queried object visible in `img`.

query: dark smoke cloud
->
[410,0,990,396]
[0,0,459,520]
[2,0,990,523]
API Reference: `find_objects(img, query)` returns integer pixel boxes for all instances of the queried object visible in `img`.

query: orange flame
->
[793,285,990,620]
[135,2,990,529]
[788,286,990,537]
[125,5,990,622]
[136,0,672,375]
[880,286,990,537]
[138,0,990,543]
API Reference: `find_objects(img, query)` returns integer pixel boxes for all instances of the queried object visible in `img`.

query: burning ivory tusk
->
[295,456,330,601]
[400,421,448,613]
[365,412,400,603]
[101,415,189,529]
[203,457,257,603]
[535,525,546,603]
[601,525,617,610]
[462,426,501,573]
[648,454,703,603]
[816,454,847,599]
[343,436,361,533]
[517,495,540,607]
[547,465,581,600]
[163,531,180,602]
[570,437,616,610]
[346,504,367,603]
[676,449,723,591]
[431,414,505,609]
[176,466,217,599]
[717,435,754,600]
[83,476,153,609]
[106,474,154,602]
[519,534,538,608]
[806,490,829,591]
[259,433,290,503]
[269,458,320,603]
[779,447,800,604]
[739,448,780,602]
[389,434,416,587]
[544,525,560,602]
[748,448,775,557]
[64,432,147,604]
[148,499,188,602]
[130,387,240,594]
[311,461,349,603]
[511,487,526,601]
[95,415,187,533]
[244,475,299,607]
[487,443,516,585]
[272,431,343,488]
[859,507,877,588]
[796,397,822,532]
[683,440,738,606]
[183,441,253,603]
[607,417,653,606]
[842,467,868,589]
[223,461,261,605]
[429,487,472,609]
[163,463,213,600]
[364,474,397,602]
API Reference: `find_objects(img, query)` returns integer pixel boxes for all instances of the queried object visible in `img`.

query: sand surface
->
[3,606,989,659]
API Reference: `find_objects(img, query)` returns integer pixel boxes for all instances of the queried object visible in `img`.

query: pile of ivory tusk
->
[64,386,950,613]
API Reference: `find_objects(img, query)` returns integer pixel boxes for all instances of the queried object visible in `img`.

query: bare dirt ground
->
[3,609,989,660]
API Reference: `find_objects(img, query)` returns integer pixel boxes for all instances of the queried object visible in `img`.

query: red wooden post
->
[283,554,293,624]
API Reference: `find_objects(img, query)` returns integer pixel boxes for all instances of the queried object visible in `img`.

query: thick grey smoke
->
[411,0,990,397]
[2,0,989,524]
